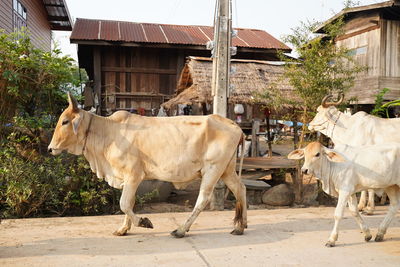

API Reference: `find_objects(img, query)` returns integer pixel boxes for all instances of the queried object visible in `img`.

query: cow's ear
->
[288,149,304,160]
[324,149,345,162]
[67,92,79,113]
[71,114,81,135]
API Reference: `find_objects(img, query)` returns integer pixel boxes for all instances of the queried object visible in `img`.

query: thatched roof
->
[162,56,294,109]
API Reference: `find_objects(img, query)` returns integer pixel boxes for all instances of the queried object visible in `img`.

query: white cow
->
[309,94,400,214]
[288,142,400,247]
[48,93,247,237]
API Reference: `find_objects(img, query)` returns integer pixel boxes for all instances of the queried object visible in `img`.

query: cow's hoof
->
[365,234,372,242]
[138,217,153,229]
[170,229,185,238]
[325,241,335,247]
[375,234,384,242]
[365,210,374,216]
[230,229,244,235]
[113,230,127,236]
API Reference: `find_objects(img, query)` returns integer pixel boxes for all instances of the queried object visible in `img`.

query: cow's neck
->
[81,111,114,157]
[314,157,339,197]
[322,110,350,145]
[80,111,124,187]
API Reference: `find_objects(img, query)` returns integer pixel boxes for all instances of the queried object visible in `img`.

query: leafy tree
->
[0,29,86,126]
[259,16,365,146]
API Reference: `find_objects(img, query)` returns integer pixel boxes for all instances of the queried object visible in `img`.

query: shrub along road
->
[0,206,399,266]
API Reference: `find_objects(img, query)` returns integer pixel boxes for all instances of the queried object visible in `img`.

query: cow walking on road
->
[288,142,400,247]
[48,93,247,237]
[309,94,400,214]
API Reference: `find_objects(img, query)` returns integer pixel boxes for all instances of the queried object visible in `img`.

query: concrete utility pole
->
[210,0,232,211]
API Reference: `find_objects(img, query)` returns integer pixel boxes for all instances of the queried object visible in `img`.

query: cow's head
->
[288,142,345,176]
[48,93,84,155]
[308,94,344,132]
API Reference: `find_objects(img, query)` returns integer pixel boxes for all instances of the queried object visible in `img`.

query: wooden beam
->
[48,16,70,21]
[50,24,72,31]
[44,3,65,7]
[71,40,208,50]
[101,66,176,75]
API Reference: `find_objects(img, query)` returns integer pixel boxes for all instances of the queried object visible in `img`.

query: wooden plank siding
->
[0,0,51,50]
[100,46,180,114]
[336,12,400,104]
[0,0,13,33]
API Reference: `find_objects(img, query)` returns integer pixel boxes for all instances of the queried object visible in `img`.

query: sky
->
[54,0,383,60]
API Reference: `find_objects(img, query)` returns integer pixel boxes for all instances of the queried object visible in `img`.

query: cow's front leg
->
[171,165,223,238]
[113,179,153,236]
[375,186,400,242]
[326,191,350,247]
[347,194,372,242]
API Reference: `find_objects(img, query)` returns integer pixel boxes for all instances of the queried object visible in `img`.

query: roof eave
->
[43,0,73,31]
[314,0,396,33]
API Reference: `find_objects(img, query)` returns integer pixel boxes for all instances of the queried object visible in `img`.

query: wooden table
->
[237,156,297,170]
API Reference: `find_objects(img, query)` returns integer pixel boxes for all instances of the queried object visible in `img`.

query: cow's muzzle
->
[47,146,62,155]
[301,168,308,175]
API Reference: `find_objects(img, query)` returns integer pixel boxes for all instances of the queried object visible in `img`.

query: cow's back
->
[335,144,400,188]
[346,114,400,146]
[110,113,242,182]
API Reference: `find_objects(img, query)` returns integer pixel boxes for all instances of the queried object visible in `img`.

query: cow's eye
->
[315,152,320,157]
[62,120,69,125]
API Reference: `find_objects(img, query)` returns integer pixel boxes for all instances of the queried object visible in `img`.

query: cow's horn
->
[67,92,79,112]
[321,93,344,108]
[321,94,333,108]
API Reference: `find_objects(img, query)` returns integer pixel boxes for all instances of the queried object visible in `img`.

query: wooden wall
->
[336,12,400,103]
[99,46,184,114]
[0,0,13,33]
[0,0,51,50]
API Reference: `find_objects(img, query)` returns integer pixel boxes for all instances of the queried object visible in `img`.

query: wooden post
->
[210,0,232,211]
[212,0,230,117]
[251,120,260,157]
[93,47,102,114]
[292,120,302,203]
[265,108,272,157]
[293,120,298,149]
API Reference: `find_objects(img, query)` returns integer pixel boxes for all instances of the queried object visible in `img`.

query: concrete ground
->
[0,206,399,267]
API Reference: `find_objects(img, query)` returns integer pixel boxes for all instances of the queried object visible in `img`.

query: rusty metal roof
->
[70,18,290,51]
[42,0,73,31]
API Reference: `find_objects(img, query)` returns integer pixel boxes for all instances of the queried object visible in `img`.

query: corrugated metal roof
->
[42,0,73,31]
[70,18,290,51]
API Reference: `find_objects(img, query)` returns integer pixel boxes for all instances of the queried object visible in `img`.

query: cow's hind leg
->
[348,194,372,242]
[220,157,247,235]
[375,185,400,242]
[113,179,153,236]
[365,189,375,215]
[171,165,224,238]
[326,191,350,247]
[358,190,367,211]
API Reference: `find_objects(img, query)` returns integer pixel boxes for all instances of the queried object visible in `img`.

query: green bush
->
[0,136,121,218]
[0,29,126,219]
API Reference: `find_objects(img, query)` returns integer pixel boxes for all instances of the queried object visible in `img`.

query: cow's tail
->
[233,133,246,230]
[238,133,245,181]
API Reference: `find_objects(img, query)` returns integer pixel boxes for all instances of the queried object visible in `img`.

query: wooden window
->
[348,46,368,56]
[13,0,27,31]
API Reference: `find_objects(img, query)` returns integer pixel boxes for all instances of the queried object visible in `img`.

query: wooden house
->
[315,0,400,104]
[162,56,294,122]
[0,0,72,50]
[70,18,291,115]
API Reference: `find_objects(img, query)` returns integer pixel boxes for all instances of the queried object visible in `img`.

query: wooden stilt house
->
[70,18,290,115]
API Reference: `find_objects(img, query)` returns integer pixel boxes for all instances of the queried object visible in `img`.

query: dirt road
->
[1,206,399,266]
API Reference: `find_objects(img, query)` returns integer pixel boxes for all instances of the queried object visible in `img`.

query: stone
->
[262,184,294,206]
